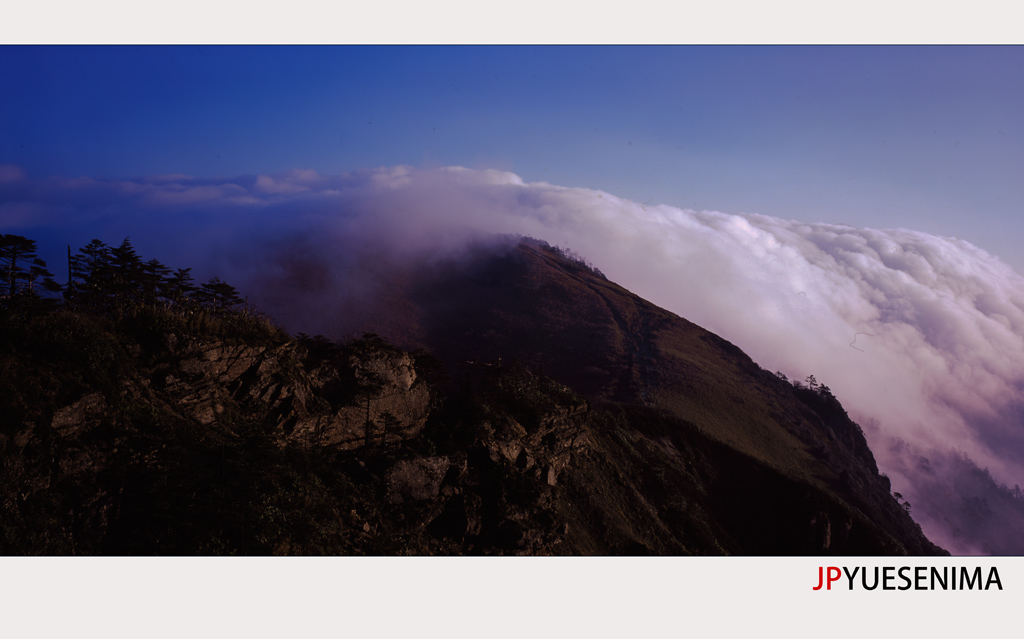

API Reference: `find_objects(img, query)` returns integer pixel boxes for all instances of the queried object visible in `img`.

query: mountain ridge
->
[306,236,944,554]
[0,234,944,554]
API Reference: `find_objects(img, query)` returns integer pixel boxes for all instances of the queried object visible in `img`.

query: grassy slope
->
[362,239,943,554]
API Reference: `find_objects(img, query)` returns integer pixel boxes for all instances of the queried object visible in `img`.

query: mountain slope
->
[0,237,944,554]
[335,236,943,554]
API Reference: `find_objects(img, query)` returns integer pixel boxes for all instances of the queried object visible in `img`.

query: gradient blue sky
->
[3,45,1024,270]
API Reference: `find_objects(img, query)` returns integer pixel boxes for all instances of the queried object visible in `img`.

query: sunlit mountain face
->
[6,164,1024,554]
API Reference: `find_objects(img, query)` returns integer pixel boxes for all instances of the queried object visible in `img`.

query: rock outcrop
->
[149,337,431,449]
[288,349,431,449]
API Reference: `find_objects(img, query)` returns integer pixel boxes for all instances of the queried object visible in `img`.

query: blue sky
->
[3,45,1024,270]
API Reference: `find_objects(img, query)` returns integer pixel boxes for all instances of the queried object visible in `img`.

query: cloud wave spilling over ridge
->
[5,164,1024,554]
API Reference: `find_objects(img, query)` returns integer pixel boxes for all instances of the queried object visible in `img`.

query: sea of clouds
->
[4,163,1024,554]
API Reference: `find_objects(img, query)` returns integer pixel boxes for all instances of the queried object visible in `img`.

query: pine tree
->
[0,234,61,303]
[109,237,145,303]
[69,239,113,307]
[199,277,243,311]
[166,267,197,305]
[1,234,41,297]
[27,258,62,297]
[142,258,173,304]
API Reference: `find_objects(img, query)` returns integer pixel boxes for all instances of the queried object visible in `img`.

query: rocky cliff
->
[158,337,430,449]
[0,241,945,555]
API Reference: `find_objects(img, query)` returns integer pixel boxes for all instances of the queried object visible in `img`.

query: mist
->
[5,163,1024,554]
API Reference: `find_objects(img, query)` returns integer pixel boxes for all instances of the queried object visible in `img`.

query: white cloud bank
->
[5,164,1024,554]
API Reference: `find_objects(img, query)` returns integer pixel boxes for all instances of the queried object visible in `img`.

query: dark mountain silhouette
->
[324,236,944,554]
[0,234,944,554]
